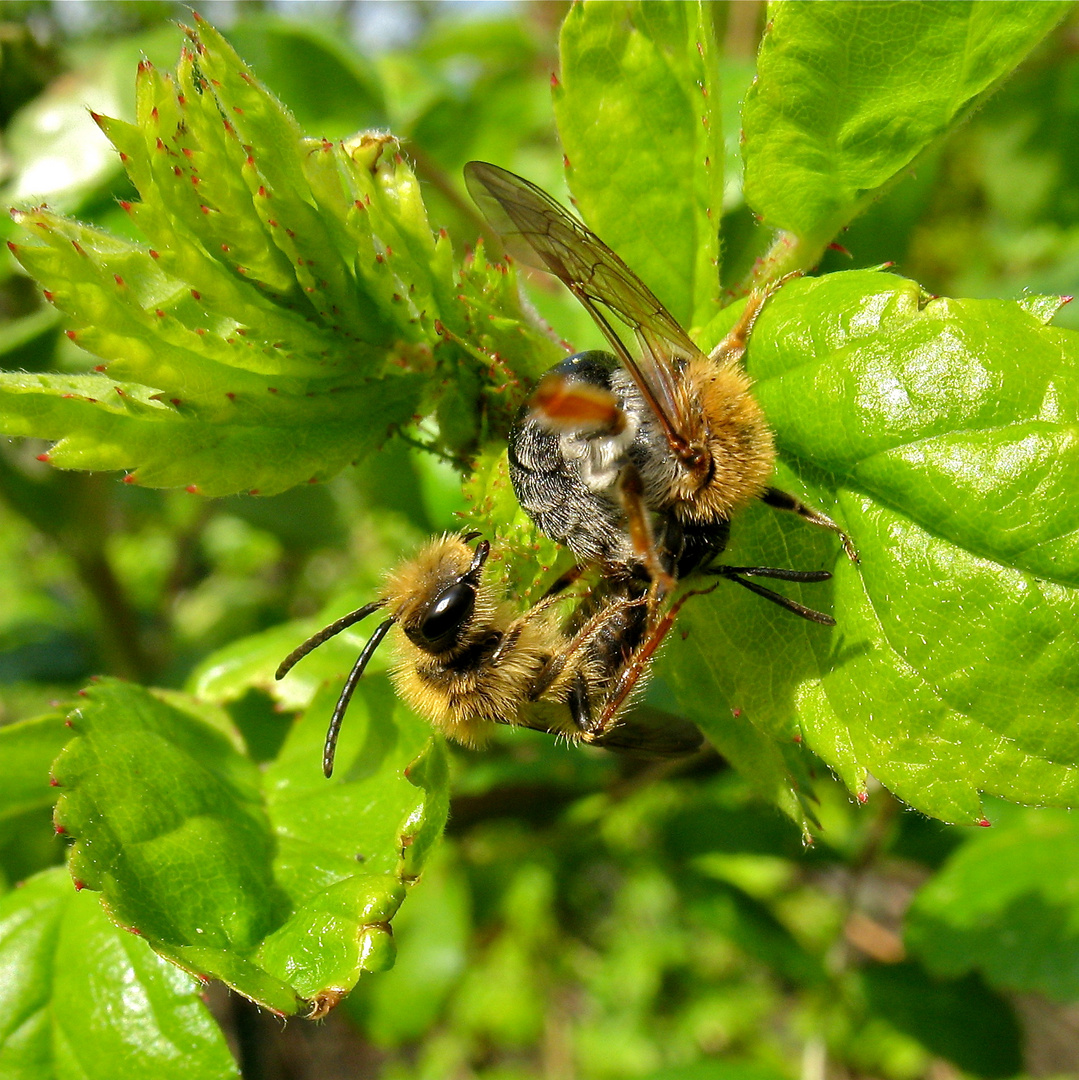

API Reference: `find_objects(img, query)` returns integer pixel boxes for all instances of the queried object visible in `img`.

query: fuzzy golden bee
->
[275,532,704,776]
[464,162,856,596]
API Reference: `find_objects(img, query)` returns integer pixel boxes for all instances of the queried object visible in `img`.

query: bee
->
[275,532,706,776]
[463,162,857,603]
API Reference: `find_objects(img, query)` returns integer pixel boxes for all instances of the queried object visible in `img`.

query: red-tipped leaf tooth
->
[185,484,199,494]
[36,452,50,462]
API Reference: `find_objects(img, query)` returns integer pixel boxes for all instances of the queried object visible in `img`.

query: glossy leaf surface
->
[742,1,1070,267]
[51,678,449,1015]
[0,867,238,1080]
[662,271,1079,825]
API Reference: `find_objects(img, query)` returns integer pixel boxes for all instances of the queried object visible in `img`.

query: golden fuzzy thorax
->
[670,357,775,522]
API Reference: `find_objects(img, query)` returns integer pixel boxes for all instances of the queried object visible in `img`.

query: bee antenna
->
[275,600,387,680]
[323,617,396,777]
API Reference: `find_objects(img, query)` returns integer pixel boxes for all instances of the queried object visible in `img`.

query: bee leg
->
[618,463,676,598]
[540,563,585,599]
[702,564,836,626]
[709,271,802,366]
[583,585,717,742]
[530,593,643,701]
[760,486,859,563]
[568,671,592,735]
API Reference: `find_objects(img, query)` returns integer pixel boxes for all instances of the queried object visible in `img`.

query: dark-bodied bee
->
[275,532,709,776]
[463,162,857,602]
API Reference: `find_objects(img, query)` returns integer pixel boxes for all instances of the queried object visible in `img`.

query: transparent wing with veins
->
[464,161,705,458]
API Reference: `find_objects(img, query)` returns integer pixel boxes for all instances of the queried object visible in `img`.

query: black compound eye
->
[415,581,475,650]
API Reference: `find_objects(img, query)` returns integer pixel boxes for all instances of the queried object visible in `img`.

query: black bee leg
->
[703,564,835,626]
[568,672,592,735]
[761,486,859,563]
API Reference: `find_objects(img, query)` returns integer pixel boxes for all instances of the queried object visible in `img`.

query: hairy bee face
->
[384,535,488,658]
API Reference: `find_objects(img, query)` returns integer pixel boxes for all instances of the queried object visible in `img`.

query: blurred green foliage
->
[2,3,1079,1079]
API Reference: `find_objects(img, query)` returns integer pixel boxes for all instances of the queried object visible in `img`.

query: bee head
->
[397,534,490,655]
[274,532,493,778]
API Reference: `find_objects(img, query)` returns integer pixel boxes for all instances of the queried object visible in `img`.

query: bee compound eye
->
[415,581,476,650]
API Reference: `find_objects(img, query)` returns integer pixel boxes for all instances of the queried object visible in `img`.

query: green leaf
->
[906,809,1079,1001]
[0,712,69,824]
[52,677,449,1015]
[663,269,1079,823]
[6,19,560,494]
[742,1,1070,270]
[860,961,1022,1079]
[555,0,724,329]
[344,843,470,1046]
[0,712,70,890]
[0,867,238,1080]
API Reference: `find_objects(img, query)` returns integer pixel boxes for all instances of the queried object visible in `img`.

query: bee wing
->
[464,161,705,456]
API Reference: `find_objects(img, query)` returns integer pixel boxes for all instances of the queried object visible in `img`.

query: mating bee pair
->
[277,164,855,775]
